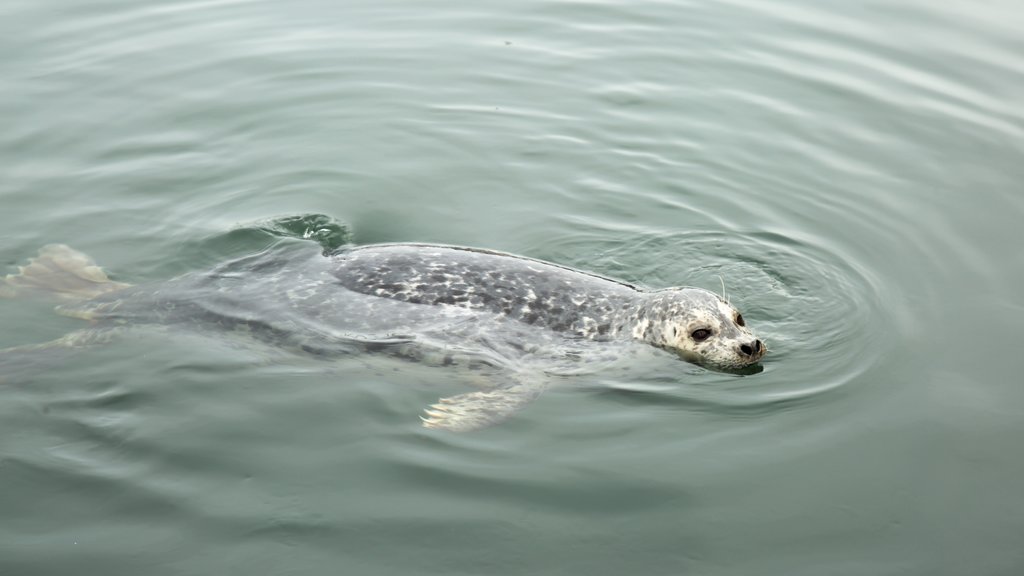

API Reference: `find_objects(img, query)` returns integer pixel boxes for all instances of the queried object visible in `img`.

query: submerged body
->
[3,242,766,431]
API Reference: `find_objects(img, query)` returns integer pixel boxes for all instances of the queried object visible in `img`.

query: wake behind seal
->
[3,241,766,432]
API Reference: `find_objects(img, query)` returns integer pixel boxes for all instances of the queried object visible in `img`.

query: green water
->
[2,0,1023,574]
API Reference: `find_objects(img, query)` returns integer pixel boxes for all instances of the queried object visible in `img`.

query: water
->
[2,0,1022,574]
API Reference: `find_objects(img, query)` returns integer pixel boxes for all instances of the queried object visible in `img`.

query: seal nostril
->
[740,340,763,357]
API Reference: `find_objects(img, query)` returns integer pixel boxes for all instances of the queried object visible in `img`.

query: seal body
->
[332,244,764,369]
[4,242,766,431]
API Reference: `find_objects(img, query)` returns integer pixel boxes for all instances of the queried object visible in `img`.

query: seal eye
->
[691,328,712,342]
[735,314,745,327]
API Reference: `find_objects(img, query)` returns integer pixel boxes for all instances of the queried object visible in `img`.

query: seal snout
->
[738,339,764,360]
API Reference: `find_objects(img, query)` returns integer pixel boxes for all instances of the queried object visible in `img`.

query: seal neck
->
[625,291,686,347]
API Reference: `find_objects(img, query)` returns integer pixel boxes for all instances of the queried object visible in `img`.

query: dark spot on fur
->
[378,283,405,293]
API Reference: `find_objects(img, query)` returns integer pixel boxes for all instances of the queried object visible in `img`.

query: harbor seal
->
[2,241,765,431]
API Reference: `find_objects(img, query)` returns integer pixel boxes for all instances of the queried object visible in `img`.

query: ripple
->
[528,227,893,410]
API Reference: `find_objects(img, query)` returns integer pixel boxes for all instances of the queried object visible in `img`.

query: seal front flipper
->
[420,373,549,432]
[2,244,130,301]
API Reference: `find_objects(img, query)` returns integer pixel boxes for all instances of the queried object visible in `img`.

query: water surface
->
[2,0,1023,574]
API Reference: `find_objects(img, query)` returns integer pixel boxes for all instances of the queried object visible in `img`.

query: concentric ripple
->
[530,228,893,411]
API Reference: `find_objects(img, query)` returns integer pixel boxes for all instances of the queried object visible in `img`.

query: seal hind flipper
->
[420,374,549,432]
[2,244,130,301]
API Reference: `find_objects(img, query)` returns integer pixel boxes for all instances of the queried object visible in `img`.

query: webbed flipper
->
[1,244,130,301]
[420,373,549,432]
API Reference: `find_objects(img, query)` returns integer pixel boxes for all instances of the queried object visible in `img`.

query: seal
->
[2,241,766,431]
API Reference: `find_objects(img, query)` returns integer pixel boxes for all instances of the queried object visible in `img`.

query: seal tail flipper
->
[420,373,549,432]
[1,244,130,301]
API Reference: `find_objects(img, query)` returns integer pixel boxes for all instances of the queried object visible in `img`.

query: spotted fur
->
[332,244,765,369]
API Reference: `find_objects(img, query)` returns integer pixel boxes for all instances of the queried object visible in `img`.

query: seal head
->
[632,287,765,370]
